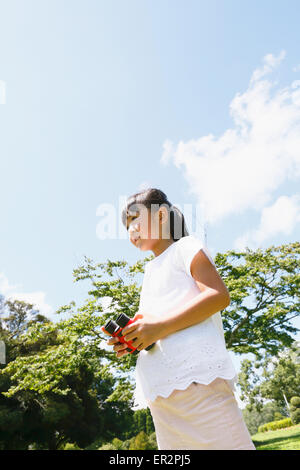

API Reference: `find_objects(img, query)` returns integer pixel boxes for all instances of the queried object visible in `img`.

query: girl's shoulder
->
[177,234,203,244]
[172,235,206,276]
[175,235,204,253]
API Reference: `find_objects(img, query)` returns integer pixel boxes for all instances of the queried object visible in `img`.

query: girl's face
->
[126,203,170,251]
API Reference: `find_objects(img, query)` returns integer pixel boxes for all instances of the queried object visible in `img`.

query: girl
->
[103,188,255,450]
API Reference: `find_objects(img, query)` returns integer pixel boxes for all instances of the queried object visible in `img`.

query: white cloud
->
[137,181,153,191]
[234,194,300,250]
[160,51,300,245]
[0,273,53,316]
[0,274,20,294]
[250,50,286,82]
[161,139,175,166]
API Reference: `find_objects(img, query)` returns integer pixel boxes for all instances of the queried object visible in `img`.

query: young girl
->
[104,188,255,450]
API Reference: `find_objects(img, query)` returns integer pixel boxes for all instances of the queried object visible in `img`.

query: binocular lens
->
[104,319,118,335]
[115,313,130,328]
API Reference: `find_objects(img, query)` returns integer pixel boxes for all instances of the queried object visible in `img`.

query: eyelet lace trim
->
[133,348,237,409]
[132,319,237,410]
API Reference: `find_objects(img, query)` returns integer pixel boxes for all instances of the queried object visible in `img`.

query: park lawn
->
[251,424,300,450]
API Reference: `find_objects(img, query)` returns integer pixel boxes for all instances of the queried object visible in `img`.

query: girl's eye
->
[127,216,137,230]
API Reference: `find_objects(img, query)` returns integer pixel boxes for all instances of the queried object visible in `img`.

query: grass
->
[251,424,300,450]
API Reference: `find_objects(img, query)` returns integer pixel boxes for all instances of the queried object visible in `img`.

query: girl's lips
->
[130,235,140,243]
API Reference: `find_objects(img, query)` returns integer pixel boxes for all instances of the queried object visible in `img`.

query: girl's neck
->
[151,239,175,258]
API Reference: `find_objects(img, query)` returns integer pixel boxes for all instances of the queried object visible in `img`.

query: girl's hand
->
[107,336,130,358]
[121,313,162,352]
[101,325,130,358]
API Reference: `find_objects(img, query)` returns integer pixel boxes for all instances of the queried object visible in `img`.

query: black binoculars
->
[102,313,155,355]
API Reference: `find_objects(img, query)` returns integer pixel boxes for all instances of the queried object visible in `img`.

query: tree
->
[0,298,61,449]
[238,342,300,412]
[129,431,156,450]
[132,408,155,436]
[217,242,299,358]
[0,296,131,449]
[290,396,300,424]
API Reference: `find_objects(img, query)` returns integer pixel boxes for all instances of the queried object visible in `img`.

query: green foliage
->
[258,417,293,433]
[111,437,123,450]
[133,408,155,435]
[0,295,135,449]
[63,442,82,450]
[129,431,157,450]
[98,442,116,450]
[238,342,300,411]
[97,431,158,451]
[290,396,300,407]
[291,409,300,425]
[290,396,300,425]
[129,431,148,450]
[218,242,300,357]
[242,401,287,435]
[148,432,158,449]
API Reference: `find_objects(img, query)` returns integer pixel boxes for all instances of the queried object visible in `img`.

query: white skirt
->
[146,378,256,450]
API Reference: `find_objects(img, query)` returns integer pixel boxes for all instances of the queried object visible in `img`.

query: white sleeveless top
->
[133,235,237,410]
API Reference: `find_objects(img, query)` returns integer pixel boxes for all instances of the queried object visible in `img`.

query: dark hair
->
[121,188,189,241]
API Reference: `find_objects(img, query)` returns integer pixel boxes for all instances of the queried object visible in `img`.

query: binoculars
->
[101,313,155,355]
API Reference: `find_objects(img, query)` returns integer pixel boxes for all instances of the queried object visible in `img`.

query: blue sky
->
[0,1,300,399]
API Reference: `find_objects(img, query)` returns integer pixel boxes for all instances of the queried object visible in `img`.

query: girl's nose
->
[129,228,139,240]
[129,221,140,234]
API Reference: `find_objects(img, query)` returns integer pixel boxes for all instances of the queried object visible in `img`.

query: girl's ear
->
[159,206,169,224]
